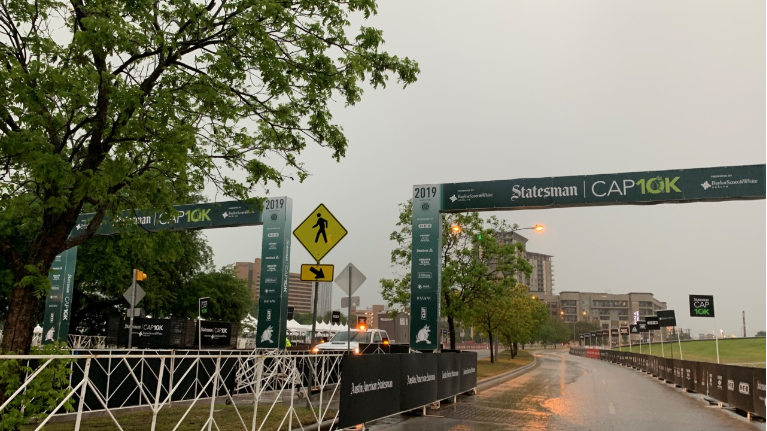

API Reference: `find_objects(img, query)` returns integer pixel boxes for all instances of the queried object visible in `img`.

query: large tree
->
[0,0,418,354]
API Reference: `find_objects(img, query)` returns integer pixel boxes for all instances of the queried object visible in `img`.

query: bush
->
[0,343,73,431]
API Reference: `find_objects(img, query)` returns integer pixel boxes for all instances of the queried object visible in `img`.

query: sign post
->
[689,295,716,362]
[646,316,661,357]
[656,310,678,358]
[638,321,649,355]
[126,269,147,349]
[619,327,629,349]
[629,325,638,352]
[335,263,366,352]
[198,297,210,350]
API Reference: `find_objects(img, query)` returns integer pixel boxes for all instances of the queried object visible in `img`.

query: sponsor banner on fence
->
[110,317,193,349]
[708,363,727,402]
[399,354,439,411]
[682,360,695,392]
[194,321,238,348]
[459,352,478,393]
[339,354,400,428]
[695,361,708,394]
[754,368,766,418]
[437,353,462,400]
[726,365,755,413]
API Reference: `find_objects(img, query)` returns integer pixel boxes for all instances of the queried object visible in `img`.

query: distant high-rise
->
[316,282,333,318]
[498,231,554,295]
[234,258,331,315]
[234,259,261,301]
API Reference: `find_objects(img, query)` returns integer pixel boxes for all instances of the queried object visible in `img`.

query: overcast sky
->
[203,1,765,337]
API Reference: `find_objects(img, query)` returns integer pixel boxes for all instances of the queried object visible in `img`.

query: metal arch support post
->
[347,267,352,352]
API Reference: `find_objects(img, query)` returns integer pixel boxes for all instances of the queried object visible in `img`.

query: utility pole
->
[742,310,746,338]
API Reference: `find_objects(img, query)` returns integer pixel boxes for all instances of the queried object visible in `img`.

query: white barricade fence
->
[0,349,345,430]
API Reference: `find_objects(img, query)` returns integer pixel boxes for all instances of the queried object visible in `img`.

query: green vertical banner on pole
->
[410,185,443,350]
[256,197,293,349]
[42,247,78,344]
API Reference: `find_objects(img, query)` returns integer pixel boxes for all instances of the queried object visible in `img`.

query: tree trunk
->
[488,331,494,363]
[443,290,456,350]
[1,284,41,355]
[447,316,456,350]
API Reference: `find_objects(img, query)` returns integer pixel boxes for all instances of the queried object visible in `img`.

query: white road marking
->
[609,402,616,414]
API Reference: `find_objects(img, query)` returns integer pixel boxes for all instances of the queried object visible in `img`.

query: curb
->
[476,354,539,393]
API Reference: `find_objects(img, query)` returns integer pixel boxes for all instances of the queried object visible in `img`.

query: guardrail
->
[570,347,766,420]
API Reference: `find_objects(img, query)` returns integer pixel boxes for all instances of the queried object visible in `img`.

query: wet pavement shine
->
[367,348,764,431]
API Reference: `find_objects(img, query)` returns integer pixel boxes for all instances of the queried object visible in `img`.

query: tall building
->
[233,258,329,315]
[525,251,553,295]
[316,282,333,318]
[498,231,554,296]
[234,260,261,301]
[287,273,314,314]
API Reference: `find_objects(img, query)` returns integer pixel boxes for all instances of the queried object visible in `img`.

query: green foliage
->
[573,321,601,338]
[497,287,549,352]
[381,199,534,350]
[71,230,214,333]
[0,343,73,430]
[536,316,572,346]
[0,0,418,354]
[173,265,251,322]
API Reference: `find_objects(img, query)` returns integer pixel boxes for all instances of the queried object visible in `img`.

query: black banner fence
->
[569,347,764,418]
[339,352,478,428]
[67,350,243,411]
[108,317,238,349]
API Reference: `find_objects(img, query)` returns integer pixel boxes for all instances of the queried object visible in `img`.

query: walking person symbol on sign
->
[313,213,328,243]
[293,204,348,262]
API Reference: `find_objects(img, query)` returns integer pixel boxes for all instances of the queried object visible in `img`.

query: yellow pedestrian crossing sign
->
[293,204,348,262]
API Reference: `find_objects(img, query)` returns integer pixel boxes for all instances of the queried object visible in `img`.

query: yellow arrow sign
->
[293,204,348,262]
[300,264,335,282]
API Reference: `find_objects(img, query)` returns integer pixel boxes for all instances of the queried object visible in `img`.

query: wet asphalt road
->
[368,348,764,431]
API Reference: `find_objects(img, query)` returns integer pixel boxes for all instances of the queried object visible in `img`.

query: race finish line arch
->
[409,164,766,350]
[43,198,293,349]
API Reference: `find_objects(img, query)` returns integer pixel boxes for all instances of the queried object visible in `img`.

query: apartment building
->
[234,258,327,315]
[498,231,554,296]
[538,291,667,329]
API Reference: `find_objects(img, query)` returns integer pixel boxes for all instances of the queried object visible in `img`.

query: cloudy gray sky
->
[204,1,765,337]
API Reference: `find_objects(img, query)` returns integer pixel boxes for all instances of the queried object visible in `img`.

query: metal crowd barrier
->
[0,349,344,430]
[570,347,766,420]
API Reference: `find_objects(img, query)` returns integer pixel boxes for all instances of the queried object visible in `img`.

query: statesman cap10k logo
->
[689,294,715,318]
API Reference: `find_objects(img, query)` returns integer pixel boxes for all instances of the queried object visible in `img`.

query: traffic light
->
[135,269,148,281]
[357,316,368,331]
